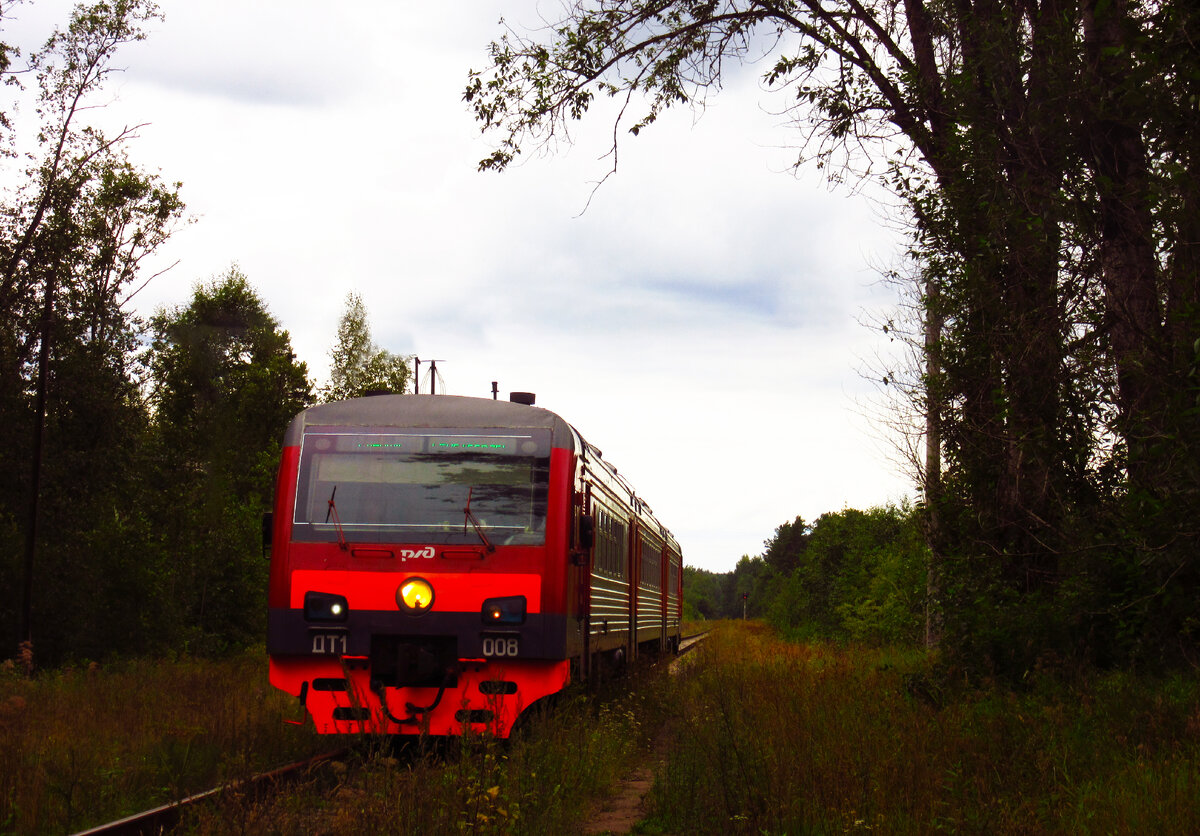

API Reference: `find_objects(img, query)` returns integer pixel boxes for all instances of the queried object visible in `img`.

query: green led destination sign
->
[428,435,523,453]
[302,428,544,457]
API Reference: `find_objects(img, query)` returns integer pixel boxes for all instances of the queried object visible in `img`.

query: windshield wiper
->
[325,485,349,551]
[462,487,496,553]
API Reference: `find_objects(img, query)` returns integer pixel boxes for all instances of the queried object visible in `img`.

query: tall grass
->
[186,680,654,835]
[0,648,325,834]
[649,622,1200,834]
[8,626,1194,834]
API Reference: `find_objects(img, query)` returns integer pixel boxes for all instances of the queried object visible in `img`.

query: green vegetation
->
[470,1,1200,677]
[0,264,314,664]
[182,686,649,835]
[0,4,414,667]
[0,3,1195,829]
[649,622,1200,835]
[324,292,412,400]
[686,502,929,647]
[0,2,317,665]
[0,648,327,834]
[5,624,1196,834]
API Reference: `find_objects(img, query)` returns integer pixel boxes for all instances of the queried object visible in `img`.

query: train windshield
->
[292,427,551,546]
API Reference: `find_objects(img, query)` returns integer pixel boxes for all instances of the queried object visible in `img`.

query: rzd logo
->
[399,546,435,562]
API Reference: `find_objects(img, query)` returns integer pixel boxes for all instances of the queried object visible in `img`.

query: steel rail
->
[70,748,349,836]
[72,635,708,834]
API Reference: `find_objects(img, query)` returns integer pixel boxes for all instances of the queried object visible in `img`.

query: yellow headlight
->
[397,578,434,613]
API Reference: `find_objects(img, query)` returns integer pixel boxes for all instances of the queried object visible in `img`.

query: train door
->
[660,541,668,650]
[627,520,639,662]
[571,480,594,680]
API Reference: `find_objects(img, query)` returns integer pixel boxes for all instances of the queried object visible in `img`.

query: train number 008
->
[481,637,519,657]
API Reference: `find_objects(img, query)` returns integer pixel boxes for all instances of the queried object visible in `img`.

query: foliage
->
[146,267,313,652]
[687,503,927,646]
[469,1,1200,676]
[324,292,410,400]
[684,555,771,621]
[0,0,187,663]
[648,622,1200,835]
[770,504,926,645]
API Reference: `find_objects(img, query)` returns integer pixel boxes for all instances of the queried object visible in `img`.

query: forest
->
[684,504,928,647]
[0,1,434,668]
[4,0,1200,684]
[469,0,1200,676]
[0,255,412,664]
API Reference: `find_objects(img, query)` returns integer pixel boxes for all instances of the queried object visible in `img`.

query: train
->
[265,393,682,736]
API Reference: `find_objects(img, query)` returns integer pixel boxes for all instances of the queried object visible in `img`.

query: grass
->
[4,625,1198,834]
[0,648,326,834]
[647,621,1200,835]
[183,673,659,834]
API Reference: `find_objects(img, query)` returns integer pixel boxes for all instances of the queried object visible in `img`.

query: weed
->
[649,622,1200,835]
[0,648,326,834]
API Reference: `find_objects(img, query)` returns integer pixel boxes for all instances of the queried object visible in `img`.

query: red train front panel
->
[267,413,576,737]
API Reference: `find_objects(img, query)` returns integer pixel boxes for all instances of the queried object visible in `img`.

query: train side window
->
[603,510,613,575]
[640,535,662,590]
[614,520,627,580]
[596,509,604,574]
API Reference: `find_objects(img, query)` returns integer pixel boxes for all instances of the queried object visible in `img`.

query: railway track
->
[74,632,707,835]
[670,630,708,674]
[70,748,349,836]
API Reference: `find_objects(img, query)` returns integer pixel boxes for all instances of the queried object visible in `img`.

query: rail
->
[73,634,709,834]
[70,748,349,836]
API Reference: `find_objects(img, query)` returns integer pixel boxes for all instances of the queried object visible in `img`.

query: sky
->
[5,0,915,572]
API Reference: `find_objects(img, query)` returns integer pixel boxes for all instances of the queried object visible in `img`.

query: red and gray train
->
[266,393,682,736]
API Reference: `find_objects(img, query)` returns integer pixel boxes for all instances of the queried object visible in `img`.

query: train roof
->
[286,394,680,551]
[284,394,579,451]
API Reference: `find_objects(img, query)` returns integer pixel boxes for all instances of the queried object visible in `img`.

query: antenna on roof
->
[419,359,445,394]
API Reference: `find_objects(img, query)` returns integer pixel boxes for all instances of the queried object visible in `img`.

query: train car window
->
[593,507,625,578]
[640,535,662,590]
[605,512,614,575]
[291,427,551,546]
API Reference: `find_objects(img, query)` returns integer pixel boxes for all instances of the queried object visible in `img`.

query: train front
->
[266,395,576,737]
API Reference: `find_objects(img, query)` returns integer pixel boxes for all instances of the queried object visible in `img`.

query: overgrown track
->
[69,748,349,836]
[71,634,707,835]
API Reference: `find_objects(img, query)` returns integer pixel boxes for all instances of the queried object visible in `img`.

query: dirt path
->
[580,759,657,835]
[579,645,700,834]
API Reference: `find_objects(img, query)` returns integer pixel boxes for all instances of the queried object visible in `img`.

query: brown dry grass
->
[183,681,651,835]
[7,624,1191,835]
[648,621,1200,834]
[0,648,326,834]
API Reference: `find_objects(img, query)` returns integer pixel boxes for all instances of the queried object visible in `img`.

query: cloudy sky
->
[7,0,915,571]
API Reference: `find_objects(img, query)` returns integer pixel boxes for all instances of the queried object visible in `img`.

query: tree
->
[0,0,186,661]
[762,516,808,576]
[325,292,411,400]
[469,1,1200,673]
[682,565,724,619]
[146,268,312,651]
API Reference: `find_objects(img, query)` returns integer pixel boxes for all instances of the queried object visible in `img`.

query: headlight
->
[304,591,349,622]
[481,595,526,625]
[397,578,435,613]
